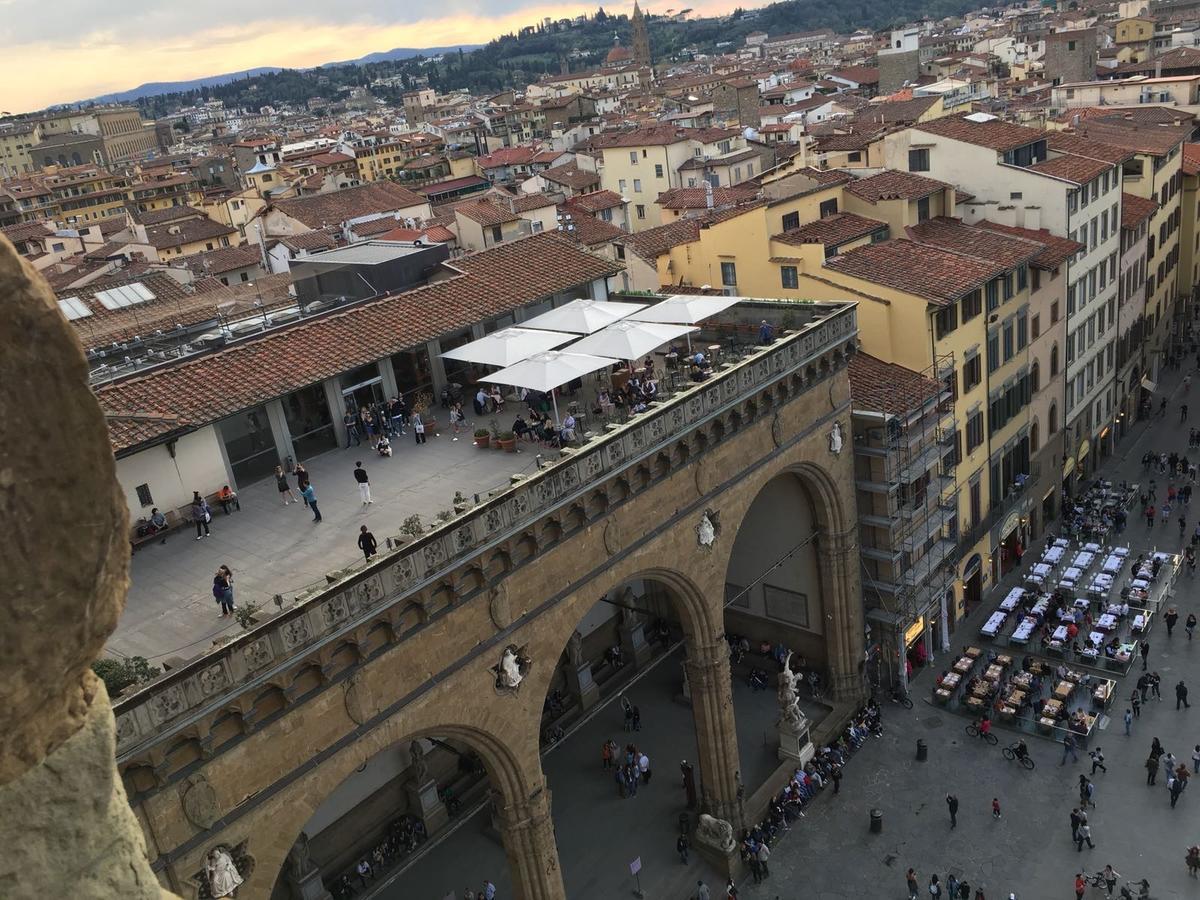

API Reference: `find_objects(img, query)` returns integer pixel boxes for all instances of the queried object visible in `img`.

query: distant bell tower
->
[631,1,651,67]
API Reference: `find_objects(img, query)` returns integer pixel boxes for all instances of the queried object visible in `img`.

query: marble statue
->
[205,846,244,898]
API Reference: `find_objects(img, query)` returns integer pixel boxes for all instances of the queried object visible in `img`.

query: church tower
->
[631,1,651,68]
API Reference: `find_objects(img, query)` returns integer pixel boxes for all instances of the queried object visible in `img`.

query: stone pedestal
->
[564,662,600,711]
[619,621,652,668]
[293,870,333,900]
[777,717,815,765]
[405,778,449,837]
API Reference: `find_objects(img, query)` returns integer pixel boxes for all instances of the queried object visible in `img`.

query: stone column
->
[494,783,565,900]
[683,638,744,830]
[817,528,866,702]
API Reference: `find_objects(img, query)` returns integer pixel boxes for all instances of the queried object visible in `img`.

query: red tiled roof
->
[849,352,942,415]
[96,233,621,452]
[913,114,1044,152]
[656,185,759,210]
[845,170,950,202]
[973,221,1084,269]
[825,238,1005,306]
[772,212,887,247]
[1120,192,1158,230]
[272,182,428,229]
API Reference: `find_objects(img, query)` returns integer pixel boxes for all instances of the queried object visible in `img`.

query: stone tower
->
[631,1,651,68]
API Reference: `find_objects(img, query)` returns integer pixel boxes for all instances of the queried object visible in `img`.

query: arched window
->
[1049,403,1059,435]
[1031,360,1041,393]
[1031,420,1040,453]
[1050,344,1060,377]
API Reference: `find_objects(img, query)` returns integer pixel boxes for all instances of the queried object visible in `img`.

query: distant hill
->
[81,45,481,105]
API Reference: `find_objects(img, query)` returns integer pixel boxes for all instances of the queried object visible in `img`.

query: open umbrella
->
[440,327,575,367]
[519,298,648,335]
[482,350,618,424]
[567,320,697,370]
[628,294,744,350]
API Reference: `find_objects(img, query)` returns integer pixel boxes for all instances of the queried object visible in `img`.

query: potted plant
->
[498,430,517,452]
[474,428,491,448]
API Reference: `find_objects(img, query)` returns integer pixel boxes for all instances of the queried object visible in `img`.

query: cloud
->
[2,0,742,111]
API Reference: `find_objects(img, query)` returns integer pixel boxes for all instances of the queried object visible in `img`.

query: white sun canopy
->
[518,298,648,335]
[439,327,575,367]
[567,320,697,361]
[627,293,743,325]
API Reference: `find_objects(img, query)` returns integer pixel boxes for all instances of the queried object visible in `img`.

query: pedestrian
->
[212,565,235,617]
[295,463,310,506]
[1076,822,1095,851]
[992,797,1001,819]
[191,491,212,539]
[755,842,770,879]
[412,411,427,444]
[676,833,689,864]
[1167,607,1180,636]
[353,461,372,506]
[275,465,297,505]
[946,794,958,828]
[1124,708,1133,736]
[300,483,321,522]
[1179,680,1191,709]
[1189,613,1198,640]
[1070,807,1081,842]
[1090,747,1107,774]
[1061,732,1080,765]
[357,525,377,561]
[907,868,920,900]
[930,874,943,897]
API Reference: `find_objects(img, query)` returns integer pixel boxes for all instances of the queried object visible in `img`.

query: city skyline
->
[1,0,743,113]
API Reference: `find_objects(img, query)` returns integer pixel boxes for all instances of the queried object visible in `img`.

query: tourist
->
[218,485,239,514]
[192,491,212,539]
[275,465,297,506]
[357,525,377,562]
[212,565,234,617]
[353,461,372,506]
[300,482,321,522]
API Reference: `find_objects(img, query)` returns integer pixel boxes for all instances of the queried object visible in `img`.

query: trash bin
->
[870,808,883,833]
[916,738,928,761]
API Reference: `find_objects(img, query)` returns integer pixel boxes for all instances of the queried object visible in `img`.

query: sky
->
[0,0,738,113]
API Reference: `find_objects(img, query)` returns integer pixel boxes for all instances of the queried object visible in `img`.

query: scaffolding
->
[852,353,961,690]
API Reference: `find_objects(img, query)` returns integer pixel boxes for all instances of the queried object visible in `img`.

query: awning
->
[1141,376,1157,393]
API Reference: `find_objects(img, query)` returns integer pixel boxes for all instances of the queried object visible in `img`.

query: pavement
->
[109,430,540,661]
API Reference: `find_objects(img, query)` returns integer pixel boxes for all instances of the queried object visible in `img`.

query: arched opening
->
[270,727,514,900]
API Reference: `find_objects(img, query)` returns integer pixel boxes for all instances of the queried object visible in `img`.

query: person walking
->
[907,868,920,900]
[357,525,377,562]
[1189,613,1198,640]
[676,833,689,865]
[1124,708,1133,736]
[1179,680,1191,710]
[1076,821,1095,851]
[1061,733,1080,765]
[294,463,311,507]
[1090,747,1107,774]
[992,797,1001,819]
[300,483,321,522]
[191,491,212,539]
[946,794,959,828]
[275,465,297,506]
[212,565,235,617]
[353,461,373,506]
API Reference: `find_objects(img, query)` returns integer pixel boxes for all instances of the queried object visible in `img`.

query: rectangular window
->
[721,261,737,286]
[780,266,798,289]
[781,211,800,231]
[908,147,930,172]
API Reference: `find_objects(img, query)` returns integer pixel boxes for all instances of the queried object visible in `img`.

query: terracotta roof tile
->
[825,238,1004,306]
[95,234,620,451]
[772,212,887,247]
[845,170,950,202]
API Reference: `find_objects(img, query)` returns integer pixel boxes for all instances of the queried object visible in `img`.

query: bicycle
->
[1002,743,1035,769]
[964,722,998,745]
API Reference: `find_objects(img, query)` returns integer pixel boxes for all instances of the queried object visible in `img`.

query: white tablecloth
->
[982,611,1007,636]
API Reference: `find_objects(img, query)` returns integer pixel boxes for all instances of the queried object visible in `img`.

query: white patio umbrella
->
[518,298,648,335]
[567,320,698,369]
[628,294,744,350]
[439,327,575,367]
[482,350,619,424]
